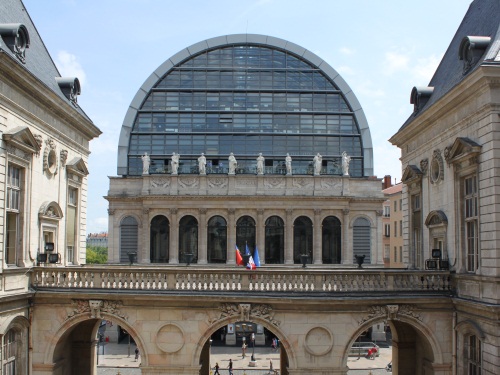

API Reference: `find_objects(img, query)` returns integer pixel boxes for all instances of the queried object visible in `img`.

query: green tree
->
[86,246,108,264]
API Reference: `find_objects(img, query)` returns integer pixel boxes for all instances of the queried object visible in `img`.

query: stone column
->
[285,208,294,264]
[313,209,322,264]
[227,208,236,264]
[374,210,383,266]
[107,209,117,263]
[141,209,151,263]
[257,209,265,265]
[198,208,207,264]
[169,208,179,264]
[342,209,352,265]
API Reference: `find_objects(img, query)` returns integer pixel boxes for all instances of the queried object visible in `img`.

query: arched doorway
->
[49,317,143,375]
[199,320,290,375]
[346,318,438,375]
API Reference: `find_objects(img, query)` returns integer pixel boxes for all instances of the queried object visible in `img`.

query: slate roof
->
[399,0,500,131]
[0,0,92,122]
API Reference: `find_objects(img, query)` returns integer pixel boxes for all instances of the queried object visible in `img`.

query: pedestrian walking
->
[213,362,220,375]
[134,347,139,361]
[227,358,233,375]
[242,341,247,358]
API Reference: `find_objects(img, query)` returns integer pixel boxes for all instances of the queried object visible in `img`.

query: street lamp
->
[251,332,255,361]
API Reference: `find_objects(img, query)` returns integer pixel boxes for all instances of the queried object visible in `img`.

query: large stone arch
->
[343,309,446,375]
[194,313,296,370]
[42,311,147,370]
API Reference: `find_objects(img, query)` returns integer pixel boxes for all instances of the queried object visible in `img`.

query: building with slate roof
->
[0,0,100,372]
[390,0,500,373]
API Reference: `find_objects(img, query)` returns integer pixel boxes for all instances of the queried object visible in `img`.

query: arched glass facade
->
[322,216,341,264]
[236,216,256,251]
[207,215,227,263]
[120,216,138,263]
[179,215,198,263]
[265,216,284,264]
[150,215,169,263]
[122,36,371,177]
[293,216,313,264]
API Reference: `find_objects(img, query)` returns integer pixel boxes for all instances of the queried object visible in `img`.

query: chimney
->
[383,175,392,189]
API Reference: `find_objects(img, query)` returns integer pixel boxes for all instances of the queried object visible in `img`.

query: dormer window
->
[410,86,434,113]
[459,36,491,72]
[0,23,30,63]
[56,77,81,106]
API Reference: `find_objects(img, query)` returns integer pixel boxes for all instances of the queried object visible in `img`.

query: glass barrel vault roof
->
[118,34,373,177]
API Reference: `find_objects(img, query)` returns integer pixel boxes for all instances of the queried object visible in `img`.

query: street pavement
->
[97,342,392,374]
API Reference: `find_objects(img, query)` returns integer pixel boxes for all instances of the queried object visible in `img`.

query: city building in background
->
[382,176,404,268]
[86,232,109,248]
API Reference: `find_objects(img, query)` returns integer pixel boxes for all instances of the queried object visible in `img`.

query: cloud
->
[411,53,443,84]
[336,65,355,75]
[384,51,410,74]
[55,50,86,85]
[339,47,355,55]
[87,217,109,234]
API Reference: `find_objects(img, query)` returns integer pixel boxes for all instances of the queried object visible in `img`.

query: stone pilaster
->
[198,208,207,264]
[227,208,236,264]
[342,209,352,265]
[285,208,294,264]
[169,208,179,264]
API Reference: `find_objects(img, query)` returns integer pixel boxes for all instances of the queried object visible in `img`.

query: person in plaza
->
[366,344,378,359]
[227,358,233,375]
[271,337,277,351]
[270,359,274,372]
[213,362,220,375]
[134,347,139,361]
[242,340,247,358]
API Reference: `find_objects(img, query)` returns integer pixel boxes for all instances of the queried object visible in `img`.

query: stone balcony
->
[31,266,452,296]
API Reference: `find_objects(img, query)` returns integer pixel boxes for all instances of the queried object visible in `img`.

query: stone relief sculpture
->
[198,153,206,175]
[171,152,180,175]
[141,152,150,175]
[285,153,292,175]
[342,151,351,176]
[256,153,265,175]
[313,153,322,175]
[228,152,237,175]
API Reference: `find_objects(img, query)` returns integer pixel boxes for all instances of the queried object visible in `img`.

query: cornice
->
[0,53,101,141]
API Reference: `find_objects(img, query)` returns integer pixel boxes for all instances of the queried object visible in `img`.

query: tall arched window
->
[353,217,371,263]
[322,216,341,264]
[293,216,313,264]
[150,215,169,263]
[120,216,138,263]
[179,215,198,264]
[236,216,255,253]
[208,216,227,263]
[265,216,284,264]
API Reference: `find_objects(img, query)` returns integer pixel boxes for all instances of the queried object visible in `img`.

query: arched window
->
[120,216,138,263]
[208,216,227,263]
[150,215,169,263]
[353,217,371,263]
[293,216,313,264]
[322,216,341,264]
[179,215,198,264]
[265,216,284,264]
[236,216,255,252]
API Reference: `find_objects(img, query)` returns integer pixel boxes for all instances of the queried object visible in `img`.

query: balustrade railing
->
[30,266,452,294]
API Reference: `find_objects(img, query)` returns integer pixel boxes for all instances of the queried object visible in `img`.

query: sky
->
[23,0,473,234]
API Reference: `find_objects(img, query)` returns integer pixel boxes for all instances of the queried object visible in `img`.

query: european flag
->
[253,246,261,267]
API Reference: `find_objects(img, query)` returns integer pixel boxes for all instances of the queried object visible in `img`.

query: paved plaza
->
[97,341,392,374]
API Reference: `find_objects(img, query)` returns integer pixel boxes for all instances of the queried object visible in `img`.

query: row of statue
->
[142,151,351,176]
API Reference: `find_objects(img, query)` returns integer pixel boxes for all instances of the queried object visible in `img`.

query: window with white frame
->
[394,246,397,262]
[466,335,481,375]
[384,224,390,237]
[2,329,17,374]
[6,165,23,265]
[394,221,397,237]
[464,176,478,272]
[383,205,390,217]
[66,187,78,264]
[399,246,402,263]
[412,194,422,268]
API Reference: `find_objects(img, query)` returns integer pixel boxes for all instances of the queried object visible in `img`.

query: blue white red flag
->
[235,246,244,266]
[246,255,256,270]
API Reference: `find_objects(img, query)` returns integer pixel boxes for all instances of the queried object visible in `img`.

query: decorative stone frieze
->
[43,138,58,175]
[209,303,280,326]
[208,177,227,189]
[264,177,285,188]
[420,158,429,175]
[430,150,444,184]
[66,299,127,321]
[60,149,68,167]
[359,304,422,325]
[178,177,199,188]
[151,177,170,188]
[293,178,313,189]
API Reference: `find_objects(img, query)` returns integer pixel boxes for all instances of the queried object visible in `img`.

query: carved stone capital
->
[228,208,236,215]
[420,158,429,175]
[376,210,383,217]
[343,209,350,216]
[314,209,321,216]
[169,208,178,215]
[143,209,150,215]
[60,149,68,167]
[257,209,264,215]
[108,209,115,216]
[199,208,207,215]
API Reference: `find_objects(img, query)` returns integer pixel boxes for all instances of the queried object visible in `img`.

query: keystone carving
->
[209,303,280,326]
[67,299,127,321]
[359,304,422,325]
